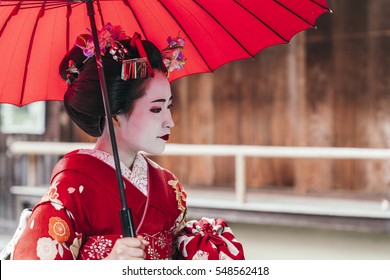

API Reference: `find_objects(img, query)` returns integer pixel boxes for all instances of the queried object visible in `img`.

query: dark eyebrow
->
[151,96,173,103]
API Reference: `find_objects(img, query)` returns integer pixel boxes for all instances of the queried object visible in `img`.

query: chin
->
[145,145,165,155]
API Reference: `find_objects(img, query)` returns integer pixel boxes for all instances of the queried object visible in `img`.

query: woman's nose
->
[163,111,174,128]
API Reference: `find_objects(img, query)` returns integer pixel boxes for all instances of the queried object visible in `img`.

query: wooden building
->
[158,0,390,198]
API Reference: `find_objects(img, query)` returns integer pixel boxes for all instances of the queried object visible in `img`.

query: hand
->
[104,235,149,260]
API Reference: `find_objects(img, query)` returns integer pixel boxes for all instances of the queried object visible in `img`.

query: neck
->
[94,136,136,168]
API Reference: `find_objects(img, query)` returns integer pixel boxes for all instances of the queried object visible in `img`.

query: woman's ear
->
[112,115,121,128]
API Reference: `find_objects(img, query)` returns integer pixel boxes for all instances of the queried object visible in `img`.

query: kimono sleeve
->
[12,201,82,260]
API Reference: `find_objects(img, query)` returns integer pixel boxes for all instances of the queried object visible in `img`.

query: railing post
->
[27,154,37,186]
[235,154,246,204]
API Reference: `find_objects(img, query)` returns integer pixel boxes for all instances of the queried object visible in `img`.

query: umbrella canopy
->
[0,0,330,238]
[0,0,330,107]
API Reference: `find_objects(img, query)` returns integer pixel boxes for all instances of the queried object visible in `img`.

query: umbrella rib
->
[9,1,66,9]
[274,0,316,29]
[58,2,84,52]
[158,0,213,72]
[44,3,77,11]
[121,0,149,40]
[66,2,71,52]
[19,1,46,106]
[234,0,288,43]
[194,0,254,57]
[310,0,332,13]
[0,1,21,37]
[95,0,105,27]
[0,1,83,10]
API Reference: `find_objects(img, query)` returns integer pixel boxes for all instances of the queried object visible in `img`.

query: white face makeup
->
[115,71,174,156]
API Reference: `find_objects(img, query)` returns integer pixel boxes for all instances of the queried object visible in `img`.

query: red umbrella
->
[0,0,330,106]
[0,0,330,238]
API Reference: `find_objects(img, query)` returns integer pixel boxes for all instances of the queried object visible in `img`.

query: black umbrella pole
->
[85,0,136,238]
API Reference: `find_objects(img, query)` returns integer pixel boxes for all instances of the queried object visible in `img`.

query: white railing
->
[8,141,390,204]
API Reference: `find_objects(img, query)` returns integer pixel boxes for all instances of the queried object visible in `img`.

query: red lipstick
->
[159,134,170,141]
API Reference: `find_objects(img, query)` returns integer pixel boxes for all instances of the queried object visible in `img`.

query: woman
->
[11,24,244,260]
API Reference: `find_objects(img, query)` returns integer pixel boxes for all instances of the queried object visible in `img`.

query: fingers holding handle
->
[104,236,149,260]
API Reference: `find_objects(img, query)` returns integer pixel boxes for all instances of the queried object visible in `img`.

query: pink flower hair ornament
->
[75,23,129,61]
[161,34,187,78]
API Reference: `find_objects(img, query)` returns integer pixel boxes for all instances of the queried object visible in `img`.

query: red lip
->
[159,134,170,141]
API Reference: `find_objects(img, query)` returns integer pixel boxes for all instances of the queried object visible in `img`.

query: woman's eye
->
[150,108,162,113]
[168,104,173,110]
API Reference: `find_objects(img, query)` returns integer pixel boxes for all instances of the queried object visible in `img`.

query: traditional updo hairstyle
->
[59,38,165,137]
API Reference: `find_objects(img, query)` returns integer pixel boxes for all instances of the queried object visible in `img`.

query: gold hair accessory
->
[121,58,148,80]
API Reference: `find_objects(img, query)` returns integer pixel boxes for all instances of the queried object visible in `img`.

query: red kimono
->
[13,149,187,260]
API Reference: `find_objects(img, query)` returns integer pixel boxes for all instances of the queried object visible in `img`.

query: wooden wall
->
[155,0,390,198]
[1,0,390,222]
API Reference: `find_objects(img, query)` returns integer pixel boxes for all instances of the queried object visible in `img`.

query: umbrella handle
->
[85,0,136,238]
[120,208,137,238]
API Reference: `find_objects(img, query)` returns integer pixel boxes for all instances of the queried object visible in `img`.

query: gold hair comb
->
[121,57,148,80]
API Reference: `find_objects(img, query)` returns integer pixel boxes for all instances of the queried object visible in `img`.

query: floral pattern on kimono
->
[12,149,187,260]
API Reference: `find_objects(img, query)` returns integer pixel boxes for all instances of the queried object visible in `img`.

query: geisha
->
[7,24,244,260]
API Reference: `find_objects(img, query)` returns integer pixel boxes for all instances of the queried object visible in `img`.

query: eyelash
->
[150,104,172,113]
[150,108,162,113]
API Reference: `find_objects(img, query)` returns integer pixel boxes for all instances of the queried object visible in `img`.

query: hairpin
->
[109,41,129,61]
[121,57,148,80]
[65,60,80,84]
[129,32,154,79]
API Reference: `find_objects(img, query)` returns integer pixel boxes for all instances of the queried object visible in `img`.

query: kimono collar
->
[77,149,148,196]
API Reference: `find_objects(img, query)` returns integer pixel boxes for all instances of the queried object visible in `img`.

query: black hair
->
[59,39,165,137]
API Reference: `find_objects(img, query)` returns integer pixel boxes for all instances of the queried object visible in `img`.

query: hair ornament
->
[109,41,129,61]
[121,57,148,80]
[130,32,154,78]
[75,23,128,58]
[161,33,187,78]
[65,60,80,84]
[66,23,186,83]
